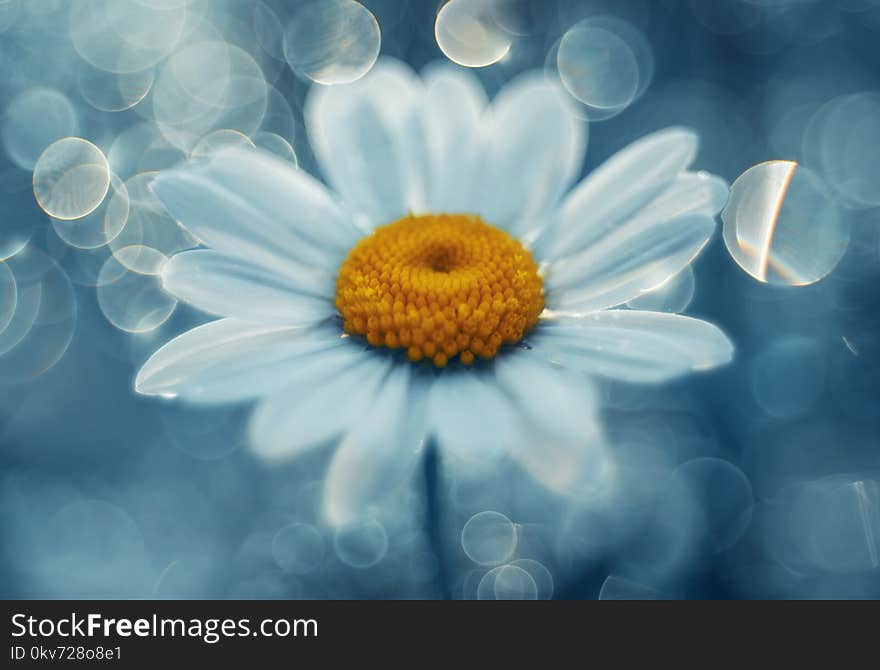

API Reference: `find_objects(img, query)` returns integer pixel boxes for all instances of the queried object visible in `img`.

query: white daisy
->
[135,58,733,526]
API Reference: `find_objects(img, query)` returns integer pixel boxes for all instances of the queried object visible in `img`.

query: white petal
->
[645,170,729,220]
[322,365,428,527]
[531,310,734,383]
[537,127,699,259]
[420,62,488,213]
[493,352,599,439]
[427,370,521,463]
[493,353,609,496]
[546,171,726,313]
[135,318,348,402]
[544,211,715,313]
[477,72,586,236]
[249,352,392,463]
[150,147,359,277]
[161,250,336,325]
[305,58,429,225]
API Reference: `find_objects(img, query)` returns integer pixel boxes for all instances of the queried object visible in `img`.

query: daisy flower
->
[135,59,733,526]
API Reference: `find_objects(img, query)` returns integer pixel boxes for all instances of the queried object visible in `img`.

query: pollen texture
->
[335,213,545,368]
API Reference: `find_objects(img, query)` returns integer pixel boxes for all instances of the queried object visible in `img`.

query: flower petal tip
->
[133,365,159,397]
[660,125,700,162]
[694,322,735,371]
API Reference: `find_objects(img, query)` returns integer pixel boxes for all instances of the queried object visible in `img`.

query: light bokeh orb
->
[96,245,177,333]
[68,0,187,75]
[108,172,199,271]
[50,172,129,250]
[2,88,79,170]
[435,0,512,68]
[33,137,111,221]
[788,476,880,574]
[815,93,880,209]
[750,337,826,419]
[77,63,154,113]
[547,16,653,122]
[0,245,77,383]
[253,131,298,165]
[477,564,538,600]
[283,0,381,85]
[0,260,17,335]
[461,511,517,565]
[558,23,640,110]
[190,129,255,159]
[333,519,389,568]
[670,457,754,553]
[152,41,269,152]
[722,160,849,285]
[509,558,554,599]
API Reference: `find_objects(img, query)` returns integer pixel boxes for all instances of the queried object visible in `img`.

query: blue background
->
[2,0,880,599]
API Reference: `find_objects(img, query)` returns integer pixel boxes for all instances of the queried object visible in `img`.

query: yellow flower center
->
[335,213,545,368]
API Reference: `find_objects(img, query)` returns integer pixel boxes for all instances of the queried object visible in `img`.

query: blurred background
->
[1,0,879,599]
